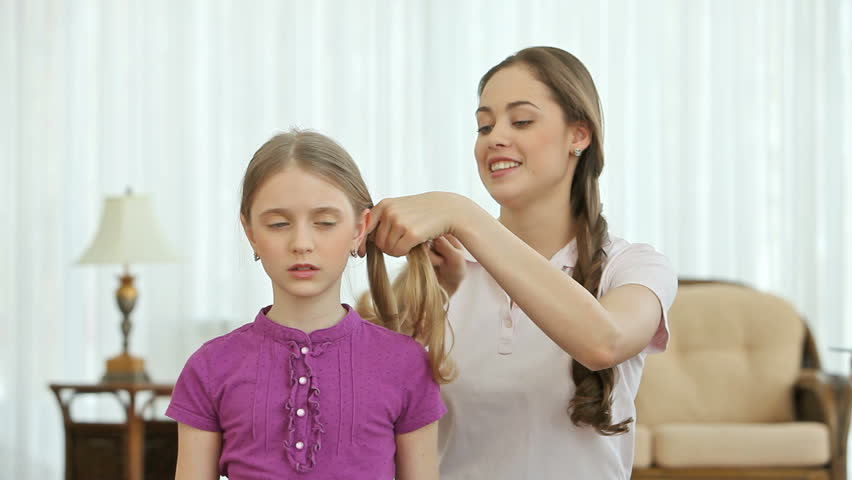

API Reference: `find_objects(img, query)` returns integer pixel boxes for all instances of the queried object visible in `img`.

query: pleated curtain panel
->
[1,1,851,478]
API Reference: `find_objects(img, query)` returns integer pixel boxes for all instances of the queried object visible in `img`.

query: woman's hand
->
[360,192,472,257]
[427,234,467,297]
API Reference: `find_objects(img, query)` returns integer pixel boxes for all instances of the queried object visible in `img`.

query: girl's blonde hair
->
[241,129,455,384]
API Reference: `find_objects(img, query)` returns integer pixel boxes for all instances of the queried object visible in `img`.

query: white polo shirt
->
[438,234,677,480]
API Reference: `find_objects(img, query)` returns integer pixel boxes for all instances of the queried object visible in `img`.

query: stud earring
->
[574,148,583,157]
[350,249,358,258]
[254,252,260,262]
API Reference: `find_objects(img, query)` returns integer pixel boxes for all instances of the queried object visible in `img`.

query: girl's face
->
[243,165,367,302]
[474,65,586,209]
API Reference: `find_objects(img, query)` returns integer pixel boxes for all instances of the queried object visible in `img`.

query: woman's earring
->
[254,252,260,262]
[574,148,583,158]
[350,249,358,258]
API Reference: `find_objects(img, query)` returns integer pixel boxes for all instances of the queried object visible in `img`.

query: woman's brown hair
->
[479,47,630,435]
[241,129,455,384]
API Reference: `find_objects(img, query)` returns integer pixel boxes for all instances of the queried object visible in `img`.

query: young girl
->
[167,130,453,480]
[362,47,678,479]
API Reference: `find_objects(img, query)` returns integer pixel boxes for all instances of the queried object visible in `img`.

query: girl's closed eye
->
[269,221,290,228]
[477,125,494,135]
[512,120,533,128]
[314,214,339,227]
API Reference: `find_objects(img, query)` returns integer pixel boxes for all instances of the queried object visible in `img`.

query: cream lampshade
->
[78,189,178,383]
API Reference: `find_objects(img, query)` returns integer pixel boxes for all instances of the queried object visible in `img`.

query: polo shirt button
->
[503,317,513,328]
[296,408,306,417]
[295,441,304,450]
[298,376,308,385]
[301,346,309,355]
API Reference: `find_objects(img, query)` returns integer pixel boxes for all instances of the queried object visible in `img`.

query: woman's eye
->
[269,222,289,228]
[316,222,337,227]
[513,120,533,128]
[477,125,493,134]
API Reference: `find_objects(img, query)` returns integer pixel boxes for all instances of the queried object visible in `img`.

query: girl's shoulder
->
[353,315,432,369]
[356,316,427,352]
[188,321,258,361]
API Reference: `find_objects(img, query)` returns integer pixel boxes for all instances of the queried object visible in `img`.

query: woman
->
[362,47,677,478]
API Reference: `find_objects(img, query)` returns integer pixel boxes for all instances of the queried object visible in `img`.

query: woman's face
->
[474,64,584,210]
[243,165,366,302]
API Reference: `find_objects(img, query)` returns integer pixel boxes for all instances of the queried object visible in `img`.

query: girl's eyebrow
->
[475,100,541,115]
[259,206,344,217]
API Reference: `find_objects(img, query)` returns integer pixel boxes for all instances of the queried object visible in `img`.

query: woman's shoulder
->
[603,234,673,269]
[600,234,678,300]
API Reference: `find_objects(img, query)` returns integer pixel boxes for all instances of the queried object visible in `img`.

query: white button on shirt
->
[295,441,304,450]
[298,376,307,385]
[301,346,309,355]
[296,408,306,417]
[497,299,519,355]
[438,235,677,480]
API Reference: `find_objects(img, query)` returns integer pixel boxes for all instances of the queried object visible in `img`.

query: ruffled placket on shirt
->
[282,340,332,473]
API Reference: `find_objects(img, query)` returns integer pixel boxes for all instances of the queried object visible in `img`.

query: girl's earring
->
[350,249,358,258]
[254,252,260,262]
[574,148,583,158]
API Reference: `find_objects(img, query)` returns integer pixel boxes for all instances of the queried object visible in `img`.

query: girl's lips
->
[288,264,319,279]
[289,269,318,279]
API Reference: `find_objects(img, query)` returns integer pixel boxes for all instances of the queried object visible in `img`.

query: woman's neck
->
[499,191,576,261]
[265,283,347,334]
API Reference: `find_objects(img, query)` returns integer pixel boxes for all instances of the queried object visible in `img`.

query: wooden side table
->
[49,383,177,480]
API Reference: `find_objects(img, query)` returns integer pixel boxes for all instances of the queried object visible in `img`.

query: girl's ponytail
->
[358,242,456,384]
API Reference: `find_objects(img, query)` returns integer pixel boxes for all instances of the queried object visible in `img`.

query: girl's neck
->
[499,190,576,261]
[265,284,347,335]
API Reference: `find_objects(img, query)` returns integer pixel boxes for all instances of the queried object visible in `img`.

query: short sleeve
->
[166,348,222,432]
[603,243,678,354]
[394,346,447,434]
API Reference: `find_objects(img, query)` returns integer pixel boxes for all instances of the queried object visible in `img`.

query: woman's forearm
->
[452,200,617,370]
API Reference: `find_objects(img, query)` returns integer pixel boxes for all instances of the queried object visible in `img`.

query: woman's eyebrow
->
[476,100,541,115]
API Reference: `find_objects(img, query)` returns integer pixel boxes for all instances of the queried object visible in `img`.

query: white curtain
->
[2,1,850,478]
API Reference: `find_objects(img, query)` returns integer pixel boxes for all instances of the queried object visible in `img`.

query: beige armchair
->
[632,280,851,480]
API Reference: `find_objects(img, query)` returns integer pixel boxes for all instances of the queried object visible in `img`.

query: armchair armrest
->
[794,368,851,480]
[826,372,852,480]
[794,369,837,428]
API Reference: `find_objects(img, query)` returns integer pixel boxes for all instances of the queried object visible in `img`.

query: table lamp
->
[78,189,178,383]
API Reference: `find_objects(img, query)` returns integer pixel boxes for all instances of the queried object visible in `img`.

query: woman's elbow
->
[574,347,617,371]
[570,317,620,371]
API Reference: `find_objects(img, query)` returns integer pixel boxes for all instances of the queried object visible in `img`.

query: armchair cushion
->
[652,422,831,468]
[634,424,652,468]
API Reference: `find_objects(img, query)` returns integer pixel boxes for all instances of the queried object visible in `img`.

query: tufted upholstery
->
[632,281,850,480]
[637,283,804,425]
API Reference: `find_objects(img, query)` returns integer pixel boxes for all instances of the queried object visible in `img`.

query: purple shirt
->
[166,305,446,479]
